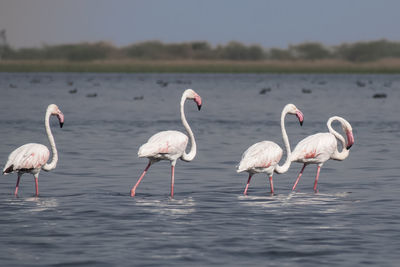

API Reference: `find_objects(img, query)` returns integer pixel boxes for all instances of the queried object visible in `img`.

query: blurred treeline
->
[1,39,400,62]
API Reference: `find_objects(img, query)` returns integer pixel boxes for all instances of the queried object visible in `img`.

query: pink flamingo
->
[2,104,64,196]
[237,104,304,195]
[130,89,202,198]
[291,116,354,192]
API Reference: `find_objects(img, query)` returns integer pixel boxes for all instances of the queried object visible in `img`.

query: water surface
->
[0,73,399,266]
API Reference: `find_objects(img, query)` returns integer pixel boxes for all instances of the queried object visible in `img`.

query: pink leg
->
[269,176,274,194]
[34,175,39,196]
[292,164,307,191]
[15,174,21,196]
[130,161,152,197]
[313,165,322,192]
[170,165,175,198]
[243,174,253,195]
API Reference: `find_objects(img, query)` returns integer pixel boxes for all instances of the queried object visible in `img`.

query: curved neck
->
[327,116,349,160]
[42,110,58,171]
[275,108,291,173]
[180,95,196,162]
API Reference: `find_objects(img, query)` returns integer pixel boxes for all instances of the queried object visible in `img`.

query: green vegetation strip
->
[1,60,400,73]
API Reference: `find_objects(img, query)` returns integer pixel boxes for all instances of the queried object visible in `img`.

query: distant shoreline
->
[1,59,400,73]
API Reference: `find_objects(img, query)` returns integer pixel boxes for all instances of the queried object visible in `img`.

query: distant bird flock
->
[2,89,354,197]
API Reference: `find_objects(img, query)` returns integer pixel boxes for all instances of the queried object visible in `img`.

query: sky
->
[0,0,400,49]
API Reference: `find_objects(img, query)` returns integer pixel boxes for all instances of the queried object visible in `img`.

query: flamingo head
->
[48,104,64,128]
[184,89,202,111]
[341,120,354,149]
[286,104,304,126]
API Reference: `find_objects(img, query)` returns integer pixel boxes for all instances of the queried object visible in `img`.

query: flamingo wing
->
[237,141,283,173]
[291,133,337,164]
[138,130,188,160]
[3,143,50,173]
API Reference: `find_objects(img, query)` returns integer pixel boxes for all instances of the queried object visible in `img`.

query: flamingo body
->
[291,133,337,165]
[237,141,282,175]
[138,130,188,162]
[3,143,50,175]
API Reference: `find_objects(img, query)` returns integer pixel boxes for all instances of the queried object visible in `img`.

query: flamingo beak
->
[296,110,304,126]
[346,130,354,149]
[194,95,202,111]
[57,112,64,128]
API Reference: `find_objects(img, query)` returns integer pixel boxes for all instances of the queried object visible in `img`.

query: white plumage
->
[3,143,50,174]
[237,141,282,174]
[290,133,337,165]
[138,130,188,162]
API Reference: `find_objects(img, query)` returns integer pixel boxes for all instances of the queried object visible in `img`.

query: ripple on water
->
[134,196,196,216]
[238,191,353,214]
[3,196,59,212]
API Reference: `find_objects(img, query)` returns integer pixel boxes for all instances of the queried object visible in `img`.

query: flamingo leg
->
[243,174,253,195]
[170,165,175,198]
[130,161,152,197]
[292,164,307,191]
[269,176,274,194]
[313,165,322,192]
[15,174,22,196]
[34,174,39,197]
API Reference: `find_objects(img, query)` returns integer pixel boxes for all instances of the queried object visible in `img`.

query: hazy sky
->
[1,0,400,48]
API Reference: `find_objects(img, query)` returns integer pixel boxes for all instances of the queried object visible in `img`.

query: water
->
[0,73,399,266]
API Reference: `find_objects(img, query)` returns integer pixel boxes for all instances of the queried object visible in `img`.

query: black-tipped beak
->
[346,130,354,150]
[194,95,202,111]
[57,112,64,128]
[296,110,304,127]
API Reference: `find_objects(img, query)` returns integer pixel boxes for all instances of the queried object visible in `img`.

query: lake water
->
[0,72,399,266]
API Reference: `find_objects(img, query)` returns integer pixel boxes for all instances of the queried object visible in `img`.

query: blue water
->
[0,73,399,266]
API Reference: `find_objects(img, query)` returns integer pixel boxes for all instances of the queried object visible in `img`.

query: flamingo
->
[291,116,354,192]
[2,104,64,196]
[237,104,304,195]
[130,89,202,198]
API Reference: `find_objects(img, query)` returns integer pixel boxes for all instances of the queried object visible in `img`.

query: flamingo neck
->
[327,116,349,161]
[180,94,196,162]
[42,109,58,171]
[275,107,291,173]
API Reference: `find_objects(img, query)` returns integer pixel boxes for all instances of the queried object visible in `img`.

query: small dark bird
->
[259,88,271,95]
[372,93,387,99]
[356,80,366,87]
